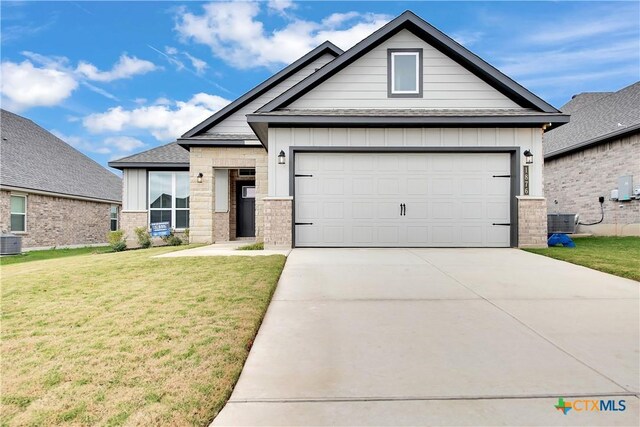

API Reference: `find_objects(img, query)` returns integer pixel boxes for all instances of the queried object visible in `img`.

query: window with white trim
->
[10,195,27,232]
[149,172,190,229]
[388,49,422,97]
[110,205,118,231]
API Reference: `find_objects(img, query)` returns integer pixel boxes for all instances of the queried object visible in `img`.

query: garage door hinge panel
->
[492,174,511,178]
[295,174,313,177]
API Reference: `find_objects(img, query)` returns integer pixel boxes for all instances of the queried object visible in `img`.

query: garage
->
[293,151,514,247]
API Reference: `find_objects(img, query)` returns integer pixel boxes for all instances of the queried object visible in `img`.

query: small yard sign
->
[150,222,171,237]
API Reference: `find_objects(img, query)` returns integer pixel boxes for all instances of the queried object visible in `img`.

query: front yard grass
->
[0,246,113,265]
[1,246,286,426]
[524,236,640,281]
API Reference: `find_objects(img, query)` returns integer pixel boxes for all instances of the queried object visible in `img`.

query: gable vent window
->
[388,49,422,98]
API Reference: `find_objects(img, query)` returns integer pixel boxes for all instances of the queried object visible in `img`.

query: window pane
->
[176,210,189,229]
[393,54,417,92]
[10,196,25,213]
[150,210,171,226]
[150,173,172,209]
[110,219,118,231]
[175,173,190,209]
[110,205,118,219]
[11,214,25,232]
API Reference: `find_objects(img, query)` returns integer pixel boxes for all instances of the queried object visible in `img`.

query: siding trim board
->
[288,146,520,248]
[257,11,562,114]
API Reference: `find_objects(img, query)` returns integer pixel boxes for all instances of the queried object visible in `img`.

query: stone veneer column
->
[263,197,293,249]
[517,196,548,248]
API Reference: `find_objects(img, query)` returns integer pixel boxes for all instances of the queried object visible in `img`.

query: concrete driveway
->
[214,249,639,426]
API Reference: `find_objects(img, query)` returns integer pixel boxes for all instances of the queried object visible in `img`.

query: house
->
[544,82,640,236]
[0,109,122,249]
[110,11,569,249]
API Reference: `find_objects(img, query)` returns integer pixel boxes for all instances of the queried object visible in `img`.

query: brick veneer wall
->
[264,197,293,248]
[189,147,267,244]
[0,190,117,249]
[517,196,548,248]
[544,133,640,236]
[121,211,148,245]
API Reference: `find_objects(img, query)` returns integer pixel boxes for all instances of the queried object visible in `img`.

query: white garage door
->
[294,152,512,247]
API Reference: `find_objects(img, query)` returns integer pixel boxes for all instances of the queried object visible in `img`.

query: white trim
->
[1,185,120,204]
[263,196,293,201]
[516,196,546,200]
[391,51,420,94]
[9,193,27,233]
[121,210,148,213]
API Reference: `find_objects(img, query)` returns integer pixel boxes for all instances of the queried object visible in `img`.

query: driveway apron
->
[213,248,640,426]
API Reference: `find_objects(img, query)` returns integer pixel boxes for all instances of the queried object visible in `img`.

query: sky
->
[1,1,639,172]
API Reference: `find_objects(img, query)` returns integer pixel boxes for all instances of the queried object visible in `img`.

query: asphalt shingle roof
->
[544,82,640,156]
[1,109,121,202]
[108,141,189,167]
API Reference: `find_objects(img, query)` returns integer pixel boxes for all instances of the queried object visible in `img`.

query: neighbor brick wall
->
[264,197,292,248]
[189,147,267,244]
[518,196,548,248]
[0,190,117,249]
[544,133,640,236]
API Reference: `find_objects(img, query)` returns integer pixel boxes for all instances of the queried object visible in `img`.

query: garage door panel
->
[295,152,511,247]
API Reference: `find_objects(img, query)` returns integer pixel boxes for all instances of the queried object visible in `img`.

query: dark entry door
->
[236,181,256,237]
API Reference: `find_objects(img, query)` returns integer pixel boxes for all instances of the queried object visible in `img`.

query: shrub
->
[236,242,264,251]
[107,230,126,252]
[134,227,152,249]
[161,231,183,246]
[183,228,189,241]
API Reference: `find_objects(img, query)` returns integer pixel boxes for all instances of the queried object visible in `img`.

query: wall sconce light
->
[278,150,286,165]
[523,150,534,165]
[197,172,203,183]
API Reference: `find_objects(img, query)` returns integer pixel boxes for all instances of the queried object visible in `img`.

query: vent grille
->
[547,214,578,234]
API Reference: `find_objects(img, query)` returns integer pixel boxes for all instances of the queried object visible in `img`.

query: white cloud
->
[165,45,179,55]
[83,93,231,141]
[103,136,146,152]
[267,0,296,15]
[184,52,208,74]
[76,54,157,82]
[52,130,111,155]
[451,30,484,46]
[175,2,391,69]
[0,60,78,110]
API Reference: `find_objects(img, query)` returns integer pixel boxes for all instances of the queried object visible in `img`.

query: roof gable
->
[288,29,522,110]
[180,41,343,139]
[258,11,561,114]
[0,109,122,202]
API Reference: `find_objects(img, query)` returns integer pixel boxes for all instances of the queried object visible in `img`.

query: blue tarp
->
[547,233,576,248]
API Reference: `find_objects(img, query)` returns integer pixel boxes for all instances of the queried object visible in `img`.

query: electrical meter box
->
[618,175,633,201]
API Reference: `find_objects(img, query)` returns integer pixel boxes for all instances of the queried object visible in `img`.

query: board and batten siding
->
[205,53,337,136]
[122,169,147,211]
[268,127,543,198]
[289,30,521,110]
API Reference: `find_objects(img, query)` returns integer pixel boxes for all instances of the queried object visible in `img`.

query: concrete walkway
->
[214,248,639,426]
[154,241,290,258]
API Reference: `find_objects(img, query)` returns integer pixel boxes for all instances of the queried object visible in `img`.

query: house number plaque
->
[523,165,530,195]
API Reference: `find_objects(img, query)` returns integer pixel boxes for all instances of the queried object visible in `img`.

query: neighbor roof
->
[544,82,640,159]
[257,10,564,115]
[179,41,343,140]
[0,109,121,202]
[108,141,189,169]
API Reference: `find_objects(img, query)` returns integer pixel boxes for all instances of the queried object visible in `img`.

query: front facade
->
[113,11,569,249]
[0,110,122,249]
[543,83,640,236]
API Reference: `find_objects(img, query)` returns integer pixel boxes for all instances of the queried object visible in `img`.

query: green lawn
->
[0,246,113,265]
[1,247,286,426]
[524,236,640,281]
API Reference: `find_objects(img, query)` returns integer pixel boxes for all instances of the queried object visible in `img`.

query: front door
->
[236,181,256,237]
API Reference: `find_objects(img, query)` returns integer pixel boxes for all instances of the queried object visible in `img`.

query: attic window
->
[388,49,422,97]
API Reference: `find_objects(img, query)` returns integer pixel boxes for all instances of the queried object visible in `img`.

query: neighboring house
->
[110,11,569,249]
[1,109,122,249]
[544,82,640,236]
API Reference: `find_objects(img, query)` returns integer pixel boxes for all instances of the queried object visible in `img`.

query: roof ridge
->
[256,11,561,114]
